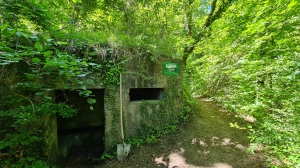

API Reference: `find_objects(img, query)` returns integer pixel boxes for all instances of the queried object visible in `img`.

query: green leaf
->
[57,41,68,45]
[87,79,95,85]
[0,42,5,47]
[87,98,96,104]
[90,106,94,110]
[0,23,8,30]
[16,31,28,37]
[34,42,43,52]
[35,92,44,96]
[69,61,77,65]
[77,74,87,77]
[32,58,41,63]
[288,0,297,9]
[89,63,97,66]
[46,38,54,42]
[43,51,53,57]
[16,32,24,37]
[59,70,65,75]
[44,96,52,100]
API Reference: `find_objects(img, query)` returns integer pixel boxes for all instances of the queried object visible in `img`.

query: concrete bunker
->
[54,89,105,162]
[0,53,184,166]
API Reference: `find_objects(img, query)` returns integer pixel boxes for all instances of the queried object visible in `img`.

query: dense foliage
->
[0,0,196,166]
[190,0,300,167]
[0,0,123,167]
[1,0,299,167]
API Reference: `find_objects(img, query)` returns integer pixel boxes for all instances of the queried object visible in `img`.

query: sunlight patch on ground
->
[198,149,210,155]
[190,137,243,147]
[154,156,167,166]
[200,98,213,102]
[168,148,197,168]
[192,138,197,144]
[235,144,246,150]
[155,148,233,168]
[221,138,234,146]
[211,136,219,146]
[212,163,233,168]
[191,138,208,147]
[199,139,208,147]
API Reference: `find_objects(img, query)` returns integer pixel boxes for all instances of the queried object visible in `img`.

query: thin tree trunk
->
[182,0,234,68]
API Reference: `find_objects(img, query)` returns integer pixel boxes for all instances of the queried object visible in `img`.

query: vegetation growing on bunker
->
[1,0,299,167]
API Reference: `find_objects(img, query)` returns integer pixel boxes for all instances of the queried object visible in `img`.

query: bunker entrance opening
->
[129,88,164,101]
[55,89,105,164]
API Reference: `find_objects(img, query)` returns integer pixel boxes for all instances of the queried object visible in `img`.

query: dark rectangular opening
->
[129,88,164,101]
[55,89,105,146]
[54,89,105,165]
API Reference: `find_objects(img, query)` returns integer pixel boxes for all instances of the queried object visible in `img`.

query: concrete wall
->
[103,55,183,149]
[121,55,182,137]
[0,55,183,166]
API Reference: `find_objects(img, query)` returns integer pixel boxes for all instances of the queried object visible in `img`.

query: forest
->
[0,0,299,167]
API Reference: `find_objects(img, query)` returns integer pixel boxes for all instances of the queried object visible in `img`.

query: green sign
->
[163,62,179,76]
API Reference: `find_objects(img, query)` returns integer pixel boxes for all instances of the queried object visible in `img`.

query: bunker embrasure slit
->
[129,88,164,101]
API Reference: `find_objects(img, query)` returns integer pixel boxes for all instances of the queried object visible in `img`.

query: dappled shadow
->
[155,147,233,168]
[96,99,266,168]
[151,99,265,168]
[152,135,263,168]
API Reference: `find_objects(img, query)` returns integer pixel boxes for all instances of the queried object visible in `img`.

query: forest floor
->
[65,99,267,168]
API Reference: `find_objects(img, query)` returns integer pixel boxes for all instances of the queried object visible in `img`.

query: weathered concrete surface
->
[103,88,119,150]
[121,55,182,136]
[103,55,183,149]
[0,55,183,166]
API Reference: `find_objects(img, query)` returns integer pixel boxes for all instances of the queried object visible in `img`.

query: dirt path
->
[93,99,266,168]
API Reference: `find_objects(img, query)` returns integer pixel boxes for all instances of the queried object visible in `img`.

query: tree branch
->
[203,0,218,29]
[183,0,234,66]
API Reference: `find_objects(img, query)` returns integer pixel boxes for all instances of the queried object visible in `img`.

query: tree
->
[190,0,300,167]
[182,0,234,67]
